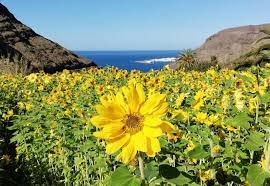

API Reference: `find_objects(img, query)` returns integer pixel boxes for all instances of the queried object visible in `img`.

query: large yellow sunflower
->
[91,82,175,164]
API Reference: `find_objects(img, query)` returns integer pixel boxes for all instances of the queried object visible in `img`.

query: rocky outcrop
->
[195,23,270,69]
[0,3,96,74]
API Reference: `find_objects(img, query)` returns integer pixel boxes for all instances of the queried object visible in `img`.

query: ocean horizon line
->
[74,49,181,52]
[75,50,179,72]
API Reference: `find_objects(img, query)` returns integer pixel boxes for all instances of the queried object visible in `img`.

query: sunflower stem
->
[138,152,145,182]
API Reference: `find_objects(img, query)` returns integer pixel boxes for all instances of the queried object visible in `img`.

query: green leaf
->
[144,162,159,181]
[79,140,95,152]
[175,114,185,122]
[74,157,85,166]
[94,157,107,169]
[189,183,201,186]
[261,92,270,104]
[159,164,180,180]
[168,174,192,186]
[187,125,200,133]
[111,167,141,186]
[225,112,252,129]
[171,172,192,185]
[237,150,249,159]
[187,145,209,159]
[246,164,269,186]
[159,164,191,185]
[243,131,265,151]
[159,137,169,148]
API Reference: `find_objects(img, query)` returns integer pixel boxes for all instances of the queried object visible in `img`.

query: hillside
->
[195,23,270,69]
[0,3,96,74]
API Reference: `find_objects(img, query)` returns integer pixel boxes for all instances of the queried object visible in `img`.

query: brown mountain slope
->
[195,23,270,69]
[0,3,96,74]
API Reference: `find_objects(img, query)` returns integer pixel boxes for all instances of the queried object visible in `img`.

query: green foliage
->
[187,145,209,159]
[176,49,198,70]
[0,65,269,185]
[244,131,265,151]
[225,112,252,129]
[176,49,219,71]
[111,167,141,186]
[247,164,269,186]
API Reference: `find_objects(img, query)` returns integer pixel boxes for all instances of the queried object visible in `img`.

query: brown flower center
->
[123,113,143,133]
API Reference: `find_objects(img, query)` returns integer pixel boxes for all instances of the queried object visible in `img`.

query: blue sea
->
[75,50,179,72]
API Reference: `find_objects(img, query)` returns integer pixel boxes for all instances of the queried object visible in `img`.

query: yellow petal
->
[127,85,139,113]
[115,91,129,114]
[192,100,204,110]
[116,138,137,164]
[140,93,166,115]
[90,115,122,128]
[150,138,161,152]
[94,125,125,140]
[100,94,114,106]
[143,126,163,138]
[151,102,168,116]
[146,138,161,157]
[176,93,186,107]
[106,134,130,154]
[134,132,148,152]
[122,83,146,113]
[136,83,146,106]
[143,116,163,127]
[160,121,175,133]
[96,103,125,119]
[122,86,132,113]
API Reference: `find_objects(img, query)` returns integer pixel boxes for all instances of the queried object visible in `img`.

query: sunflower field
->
[1,64,270,186]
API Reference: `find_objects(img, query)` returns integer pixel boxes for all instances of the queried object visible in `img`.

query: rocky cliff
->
[195,23,270,69]
[0,3,96,74]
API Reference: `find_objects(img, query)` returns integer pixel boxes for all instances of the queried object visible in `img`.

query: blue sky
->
[2,0,270,51]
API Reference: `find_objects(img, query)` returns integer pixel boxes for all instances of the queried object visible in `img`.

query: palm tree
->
[176,49,197,70]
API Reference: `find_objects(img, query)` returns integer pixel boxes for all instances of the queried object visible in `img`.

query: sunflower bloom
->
[175,93,188,107]
[199,169,215,182]
[234,90,245,111]
[91,82,175,164]
[191,91,205,110]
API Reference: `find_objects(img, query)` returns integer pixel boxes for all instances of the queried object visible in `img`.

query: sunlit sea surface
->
[75,50,179,72]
